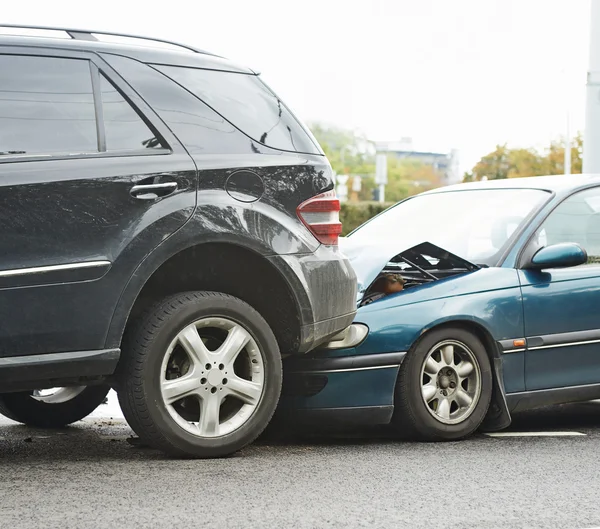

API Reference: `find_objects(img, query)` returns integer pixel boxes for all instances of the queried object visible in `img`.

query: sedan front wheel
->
[392,327,492,441]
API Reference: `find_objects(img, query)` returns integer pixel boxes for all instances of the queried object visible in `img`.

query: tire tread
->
[117,291,281,458]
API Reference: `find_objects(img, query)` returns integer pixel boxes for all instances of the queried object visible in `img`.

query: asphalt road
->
[2,392,600,529]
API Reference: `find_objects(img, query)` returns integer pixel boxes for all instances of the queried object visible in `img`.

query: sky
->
[1,0,593,174]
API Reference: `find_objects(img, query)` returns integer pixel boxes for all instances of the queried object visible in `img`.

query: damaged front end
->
[356,241,481,307]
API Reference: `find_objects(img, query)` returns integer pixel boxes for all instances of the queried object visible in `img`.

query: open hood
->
[339,237,480,305]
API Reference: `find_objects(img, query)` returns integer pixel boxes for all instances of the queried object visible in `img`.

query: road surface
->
[1,391,600,529]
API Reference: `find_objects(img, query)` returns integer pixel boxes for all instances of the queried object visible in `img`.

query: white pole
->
[379,183,385,203]
[583,0,600,173]
[565,109,572,175]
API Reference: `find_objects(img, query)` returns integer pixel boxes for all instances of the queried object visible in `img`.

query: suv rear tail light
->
[296,190,342,245]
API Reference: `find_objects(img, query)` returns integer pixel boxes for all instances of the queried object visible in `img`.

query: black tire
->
[0,385,110,428]
[391,327,492,441]
[116,291,282,458]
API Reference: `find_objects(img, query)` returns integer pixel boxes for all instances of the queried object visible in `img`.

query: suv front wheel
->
[117,291,282,458]
[0,385,110,427]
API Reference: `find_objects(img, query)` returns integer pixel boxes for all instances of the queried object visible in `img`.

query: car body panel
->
[0,153,197,358]
[354,268,522,355]
[281,175,600,431]
[0,35,357,390]
[520,267,600,390]
[282,366,400,410]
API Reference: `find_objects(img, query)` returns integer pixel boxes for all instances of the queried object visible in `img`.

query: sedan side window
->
[534,187,600,265]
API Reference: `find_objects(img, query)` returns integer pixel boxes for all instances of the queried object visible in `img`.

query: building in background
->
[375,137,461,186]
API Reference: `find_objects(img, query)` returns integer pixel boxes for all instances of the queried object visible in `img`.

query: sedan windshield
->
[348,188,551,266]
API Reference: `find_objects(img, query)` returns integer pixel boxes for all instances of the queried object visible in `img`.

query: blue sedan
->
[280,174,600,440]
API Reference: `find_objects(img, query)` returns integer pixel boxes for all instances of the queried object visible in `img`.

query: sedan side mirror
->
[523,242,588,270]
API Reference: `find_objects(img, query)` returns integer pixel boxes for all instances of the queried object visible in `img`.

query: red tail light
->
[296,190,342,245]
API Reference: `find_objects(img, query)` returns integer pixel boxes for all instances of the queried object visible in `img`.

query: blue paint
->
[530,243,587,269]
[281,367,399,409]
[281,175,600,424]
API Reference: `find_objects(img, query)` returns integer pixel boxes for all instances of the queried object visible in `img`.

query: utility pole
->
[584,0,600,173]
[375,153,387,203]
[565,109,572,175]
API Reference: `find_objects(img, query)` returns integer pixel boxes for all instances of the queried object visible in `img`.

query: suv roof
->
[0,24,255,74]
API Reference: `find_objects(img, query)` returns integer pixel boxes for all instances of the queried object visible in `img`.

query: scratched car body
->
[280,174,600,440]
[0,25,357,458]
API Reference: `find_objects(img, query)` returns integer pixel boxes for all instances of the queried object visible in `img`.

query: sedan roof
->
[427,174,600,195]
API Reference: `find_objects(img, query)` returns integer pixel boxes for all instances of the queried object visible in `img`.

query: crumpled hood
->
[339,236,479,305]
[339,236,400,302]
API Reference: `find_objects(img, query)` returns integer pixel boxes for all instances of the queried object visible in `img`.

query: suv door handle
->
[130,182,178,200]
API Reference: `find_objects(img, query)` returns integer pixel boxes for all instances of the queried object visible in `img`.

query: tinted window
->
[99,74,162,151]
[155,65,321,154]
[0,55,97,156]
[101,54,252,155]
[535,187,600,265]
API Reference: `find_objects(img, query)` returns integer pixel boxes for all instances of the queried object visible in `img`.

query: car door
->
[0,47,196,357]
[519,186,600,390]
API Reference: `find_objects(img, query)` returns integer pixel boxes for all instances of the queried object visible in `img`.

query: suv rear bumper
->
[268,247,357,353]
[298,312,356,353]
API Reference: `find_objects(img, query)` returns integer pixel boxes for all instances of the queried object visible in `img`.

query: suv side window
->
[99,74,162,151]
[154,65,322,155]
[0,55,98,156]
[534,187,600,265]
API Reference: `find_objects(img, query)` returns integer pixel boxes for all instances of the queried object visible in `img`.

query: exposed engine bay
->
[359,242,480,306]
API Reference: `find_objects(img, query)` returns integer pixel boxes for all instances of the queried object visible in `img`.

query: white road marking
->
[485,431,586,437]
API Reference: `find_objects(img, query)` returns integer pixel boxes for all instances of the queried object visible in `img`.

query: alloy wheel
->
[159,317,265,438]
[32,386,87,404]
[419,340,481,425]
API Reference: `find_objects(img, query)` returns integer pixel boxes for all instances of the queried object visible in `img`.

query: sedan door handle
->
[130,182,178,200]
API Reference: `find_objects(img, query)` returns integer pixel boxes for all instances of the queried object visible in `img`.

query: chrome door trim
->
[0,260,111,278]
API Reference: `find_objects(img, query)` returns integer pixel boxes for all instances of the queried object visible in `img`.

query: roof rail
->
[0,24,216,56]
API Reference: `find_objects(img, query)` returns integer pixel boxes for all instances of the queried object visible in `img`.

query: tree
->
[308,122,374,175]
[464,133,584,182]
[384,157,443,203]
[309,122,445,203]
[542,132,583,175]
[464,144,511,181]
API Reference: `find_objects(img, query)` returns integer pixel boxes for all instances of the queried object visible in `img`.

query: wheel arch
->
[106,238,308,356]
[410,319,512,432]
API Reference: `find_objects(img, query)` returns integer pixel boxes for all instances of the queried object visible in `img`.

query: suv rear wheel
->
[117,291,282,458]
[0,385,110,427]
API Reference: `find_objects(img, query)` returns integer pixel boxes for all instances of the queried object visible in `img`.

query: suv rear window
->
[154,65,322,155]
[99,74,161,151]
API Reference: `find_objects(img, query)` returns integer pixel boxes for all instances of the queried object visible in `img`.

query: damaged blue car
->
[280,174,600,440]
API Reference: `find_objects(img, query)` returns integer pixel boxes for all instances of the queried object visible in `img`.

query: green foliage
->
[464,132,584,181]
[340,201,394,236]
[308,122,373,175]
[307,122,444,204]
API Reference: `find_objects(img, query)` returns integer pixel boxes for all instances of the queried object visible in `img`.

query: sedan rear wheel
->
[392,327,492,441]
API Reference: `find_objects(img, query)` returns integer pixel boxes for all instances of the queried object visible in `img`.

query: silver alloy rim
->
[32,386,87,404]
[159,317,265,438]
[419,340,481,425]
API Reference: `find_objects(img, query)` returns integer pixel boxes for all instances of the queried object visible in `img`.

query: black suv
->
[0,25,356,458]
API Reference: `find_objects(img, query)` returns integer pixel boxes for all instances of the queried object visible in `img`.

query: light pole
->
[584,0,600,173]
[340,145,350,173]
[565,109,571,175]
